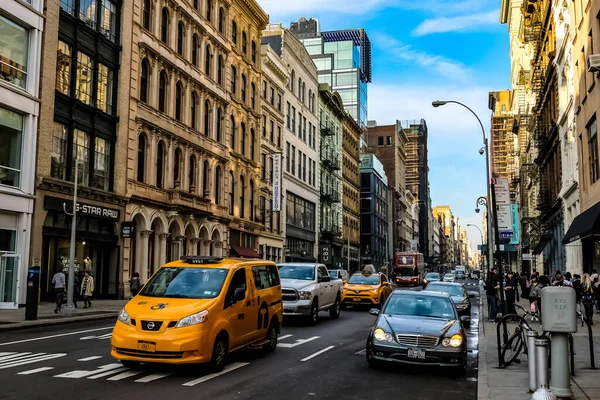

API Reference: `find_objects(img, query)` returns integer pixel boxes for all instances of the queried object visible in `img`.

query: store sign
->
[320,245,332,264]
[510,204,520,245]
[44,196,120,221]
[492,178,510,205]
[121,221,134,238]
[272,153,282,212]
[497,204,512,233]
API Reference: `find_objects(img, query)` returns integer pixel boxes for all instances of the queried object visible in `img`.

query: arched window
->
[175,81,183,121]
[160,8,169,43]
[242,31,247,54]
[140,58,150,103]
[218,7,225,33]
[241,74,246,101]
[240,122,246,155]
[217,55,224,85]
[216,107,222,142]
[231,66,237,94]
[190,91,197,129]
[189,155,196,192]
[158,70,168,112]
[174,147,182,185]
[251,41,256,63]
[204,99,211,136]
[249,180,254,220]
[229,171,234,215]
[142,0,151,30]
[157,141,165,188]
[230,115,236,149]
[137,133,146,182]
[231,20,237,44]
[177,21,185,55]
[206,0,212,22]
[250,128,255,160]
[192,34,199,66]
[215,166,221,204]
[250,82,256,109]
[239,175,245,218]
[205,45,212,77]
[202,160,209,195]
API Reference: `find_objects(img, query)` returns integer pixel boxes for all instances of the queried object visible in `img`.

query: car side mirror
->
[318,276,331,283]
[369,308,380,316]
[469,294,475,298]
[461,316,471,326]
[234,287,246,303]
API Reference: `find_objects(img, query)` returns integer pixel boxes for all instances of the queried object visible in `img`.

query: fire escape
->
[320,123,342,238]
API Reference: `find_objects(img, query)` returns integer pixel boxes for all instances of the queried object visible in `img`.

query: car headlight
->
[442,334,463,347]
[176,310,208,328]
[424,279,428,284]
[118,308,131,325]
[299,291,312,300]
[373,328,393,342]
[370,289,379,293]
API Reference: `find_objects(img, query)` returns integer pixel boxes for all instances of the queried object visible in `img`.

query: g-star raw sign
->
[272,153,282,212]
[44,196,120,221]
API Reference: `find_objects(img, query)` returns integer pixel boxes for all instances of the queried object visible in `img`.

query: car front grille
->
[395,334,439,348]
[282,289,299,301]
[115,348,184,359]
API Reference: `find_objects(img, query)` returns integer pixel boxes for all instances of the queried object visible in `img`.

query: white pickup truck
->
[277,263,343,325]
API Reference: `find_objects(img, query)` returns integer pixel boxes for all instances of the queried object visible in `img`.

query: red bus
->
[395,252,425,287]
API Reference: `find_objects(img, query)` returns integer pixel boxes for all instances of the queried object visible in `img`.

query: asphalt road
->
[0,279,481,400]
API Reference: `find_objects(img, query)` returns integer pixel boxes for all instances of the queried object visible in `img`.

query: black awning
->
[562,202,600,244]
[533,234,552,255]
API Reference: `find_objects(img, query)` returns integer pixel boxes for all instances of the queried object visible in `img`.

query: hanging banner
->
[272,153,282,212]
[510,204,520,245]
[492,178,510,205]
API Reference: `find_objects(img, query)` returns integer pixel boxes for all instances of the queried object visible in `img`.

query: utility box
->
[541,287,577,333]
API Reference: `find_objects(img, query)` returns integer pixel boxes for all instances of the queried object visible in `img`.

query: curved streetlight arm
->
[435,100,486,144]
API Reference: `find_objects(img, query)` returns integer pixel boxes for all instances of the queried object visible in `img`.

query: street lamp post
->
[61,160,80,316]
[432,100,494,277]
[467,223,484,276]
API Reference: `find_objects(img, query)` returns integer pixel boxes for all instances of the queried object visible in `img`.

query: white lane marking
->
[0,353,67,369]
[78,356,103,362]
[300,346,335,362]
[0,326,113,347]
[278,334,293,341]
[106,370,144,381]
[0,352,16,357]
[87,367,129,380]
[182,362,249,387]
[134,372,173,383]
[278,336,320,348]
[80,333,112,341]
[0,352,32,362]
[55,363,124,379]
[17,367,55,375]
[354,349,366,355]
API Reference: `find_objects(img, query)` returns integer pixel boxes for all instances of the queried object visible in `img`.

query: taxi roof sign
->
[180,256,223,265]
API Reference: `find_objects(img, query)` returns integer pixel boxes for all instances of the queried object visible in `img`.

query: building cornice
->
[238,0,269,28]
[500,0,510,24]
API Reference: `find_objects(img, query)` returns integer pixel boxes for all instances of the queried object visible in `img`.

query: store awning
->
[231,246,260,259]
[533,234,553,255]
[562,202,600,244]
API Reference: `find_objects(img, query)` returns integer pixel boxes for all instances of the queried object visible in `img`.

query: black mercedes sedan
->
[424,281,474,318]
[365,290,469,373]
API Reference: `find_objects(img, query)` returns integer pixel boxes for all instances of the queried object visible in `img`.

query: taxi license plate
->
[137,341,156,352]
[353,297,361,302]
[407,348,426,359]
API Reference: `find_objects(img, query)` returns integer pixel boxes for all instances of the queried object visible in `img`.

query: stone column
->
[138,230,152,283]
[173,235,186,260]
[158,232,169,268]
[188,238,200,255]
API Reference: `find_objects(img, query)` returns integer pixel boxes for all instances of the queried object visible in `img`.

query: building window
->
[193,0,198,9]
[202,160,209,195]
[72,129,90,186]
[262,80,267,98]
[277,94,282,111]
[61,0,74,15]
[192,34,199,66]
[230,115,236,149]
[204,100,211,136]
[239,175,245,218]
[93,137,110,191]
[240,122,246,155]
[231,20,237,44]
[140,58,150,103]
[76,52,94,105]
[251,41,257,63]
[190,91,197,129]
[142,0,151,30]
[270,120,274,142]
[205,45,212,77]
[177,21,185,56]
[99,0,118,43]
[231,66,237,94]
[216,107,222,142]
[249,180,255,220]
[277,126,281,147]
[291,145,296,175]
[242,31,247,54]
[291,106,296,133]
[286,142,290,172]
[286,192,315,231]
[51,122,68,181]
[0,16,28,89]
[79,0,97,29]
[217,55,224,85]
[175,81,183,121]
[386,136,391,145]
[250,128,255,160]
[56,41,71,95]
[218,7,225,34]
[270,88,274,105]
[297,150,302,179]
[137,133,146,182]
[241,74,247,101]
[251,82,256,109]
[589,116,599,184]
[0,107,23,188]
[173,147,182,185]
[158,70,168,112]
[156,141,165,188]
[377,136,383,146]
[215,166,221,204]
[160,8,169,43]
[229,171,235,215]
[96,64,114,114]
[261,153,267,180]
[206,0,212,22]
[189,155,196,192]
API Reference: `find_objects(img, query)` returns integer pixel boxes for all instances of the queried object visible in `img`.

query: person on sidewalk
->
[581,273,595,325]
[52,269,66,314]
[528,274,542,321]
[129,272,142,298]
[80,270,94,309]
[519,272,529,301]
[504,271,518,315]
[485,272,499,323]
[563,272,574,287]
[573,274,583,314]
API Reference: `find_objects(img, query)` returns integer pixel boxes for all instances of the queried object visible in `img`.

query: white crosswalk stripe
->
[17,367,54,375]
[182,362,249,387]
[0,353,66,369]
[106,370,144,381]
[134,372,173,383]
[78,356,103,362]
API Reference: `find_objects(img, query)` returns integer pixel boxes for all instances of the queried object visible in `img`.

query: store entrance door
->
[0,253,20,309]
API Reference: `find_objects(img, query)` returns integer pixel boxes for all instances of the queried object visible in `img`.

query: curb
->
[477,285,490,400]
[0,312,118,332]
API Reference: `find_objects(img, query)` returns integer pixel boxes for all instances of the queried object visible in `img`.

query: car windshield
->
[328,270,339,279]
[425,273,440,279]
[427,284,464,297]
[384,295,455,319]
[278,265,315,280]
[445,274,454,278]
[347,275,380,285]
[397,268,415,277]
[140,267,228,299]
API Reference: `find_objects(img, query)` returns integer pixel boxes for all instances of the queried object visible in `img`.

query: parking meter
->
[541,287,576,398]
[25,266,40,320]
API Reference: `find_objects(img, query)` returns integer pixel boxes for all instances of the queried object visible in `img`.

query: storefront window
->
[73,129,90,186]
[93,137,110,191]
[0,228,17,303]
[56,41,72,95]
[0,107,23,188]
[0,15,28,89]
[76,52,94,106]
[96,64,114,114]
[0,229,16,252]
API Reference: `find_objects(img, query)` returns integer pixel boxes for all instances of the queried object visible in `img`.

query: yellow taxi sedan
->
[341,272,393,309]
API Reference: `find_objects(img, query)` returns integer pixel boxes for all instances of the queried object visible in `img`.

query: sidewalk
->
[0,299,127,331]
[478,288,600,400]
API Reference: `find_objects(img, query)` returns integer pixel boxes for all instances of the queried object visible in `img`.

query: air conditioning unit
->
[587,54,600,73]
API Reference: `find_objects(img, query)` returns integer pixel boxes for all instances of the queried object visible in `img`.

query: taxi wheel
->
[307,300,318,326]
[263,322,278,353]
[329,295,341,319]
[209,334,228,372]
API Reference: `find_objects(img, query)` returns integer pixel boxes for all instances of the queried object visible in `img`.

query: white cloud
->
[393,0,496,16]
[412,10,500,36]
[256,0,390,16]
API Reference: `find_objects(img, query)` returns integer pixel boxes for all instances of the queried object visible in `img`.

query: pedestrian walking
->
[581,273,595,325]
[572,274,582,313]
[519,272,530,300]
[485,272,499,323]
[563,272,573,287]
[80,270,94,309]
[130,272,142,298]
[52,269,66,313]
[504,271,518,315]
[528,275,541,321]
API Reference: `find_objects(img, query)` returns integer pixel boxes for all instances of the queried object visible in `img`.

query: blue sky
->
[257,0,510,251]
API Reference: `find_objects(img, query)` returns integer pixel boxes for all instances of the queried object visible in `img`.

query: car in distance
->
[424,282,474,319]
[424,272,441,285]
[365,290,469,374]
[329,269,350,283]
[111,256,283,372]
[443,273,456,283]
[277,263,343,325]
[341,272,393,309]
[456,271,466,280]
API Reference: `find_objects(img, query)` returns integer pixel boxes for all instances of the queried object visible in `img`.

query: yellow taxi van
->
[341,271,393,309]
[110,256,283,371]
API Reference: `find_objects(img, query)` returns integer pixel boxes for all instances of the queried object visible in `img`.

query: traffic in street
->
[0,279,481,400]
